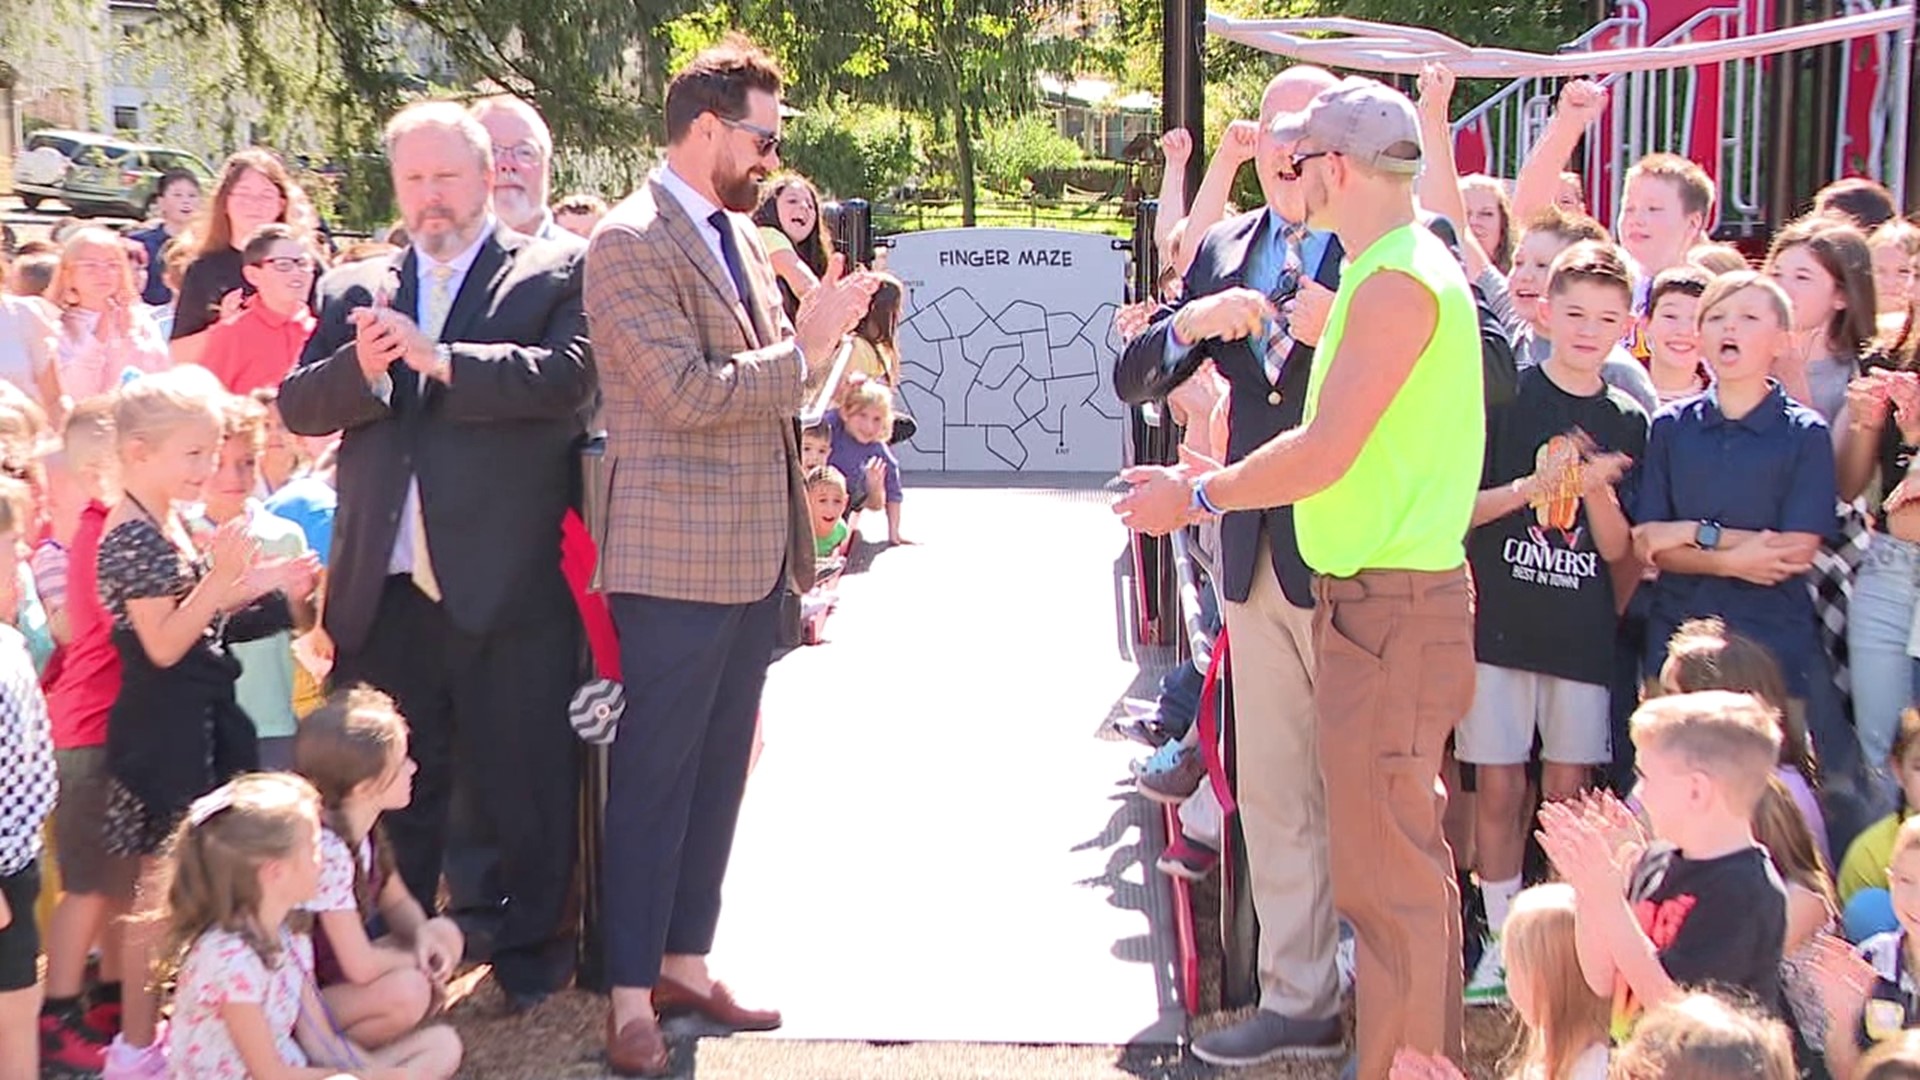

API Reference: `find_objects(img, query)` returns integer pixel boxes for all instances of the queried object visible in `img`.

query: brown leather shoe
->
[606,1011,671,1077]
[653,976,783,1031]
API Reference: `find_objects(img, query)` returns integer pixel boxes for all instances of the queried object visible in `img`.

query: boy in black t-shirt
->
[1540,691,1789,1040]
[1462,241,1649,1006]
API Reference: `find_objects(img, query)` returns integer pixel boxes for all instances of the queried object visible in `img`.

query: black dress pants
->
[332,573,581,996]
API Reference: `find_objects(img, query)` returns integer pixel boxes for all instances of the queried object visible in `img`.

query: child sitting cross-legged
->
[295,686,463,1053]
[1537,691,1789,1039]
[158,772,459,1080]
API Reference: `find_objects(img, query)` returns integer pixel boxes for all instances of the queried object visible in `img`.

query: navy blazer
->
[1114,210,1342,607]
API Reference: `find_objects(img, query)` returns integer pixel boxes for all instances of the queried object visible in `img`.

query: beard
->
[714,157,765,214]
[410,203,486,260]
[491,183,540,232]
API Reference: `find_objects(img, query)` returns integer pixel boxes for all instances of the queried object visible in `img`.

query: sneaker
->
[102,1029,168,1080]
[83,998,123,1040]
[1130,739,1184,779]
[1136,745,1205,804]
[1156,835,1219,880]
[1336,923,1356,999]
[40,1012,107,1073]
[1464,934,1507,1006]
[1191,1010,1346,1066]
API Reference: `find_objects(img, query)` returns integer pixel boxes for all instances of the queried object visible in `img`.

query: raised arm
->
[1174,122,1260,276]
[1511,80,1609,228]
[1153,129,1194,260]
[1415,64,1495,280]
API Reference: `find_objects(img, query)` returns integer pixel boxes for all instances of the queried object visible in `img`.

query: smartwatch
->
[1694,520,1724,551]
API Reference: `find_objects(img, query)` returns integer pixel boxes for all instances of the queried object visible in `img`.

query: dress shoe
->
[653,976,783,1031]
[606,1011,671,1077]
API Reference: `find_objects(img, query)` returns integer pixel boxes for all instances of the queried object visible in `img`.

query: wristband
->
[1192,476,1225,516]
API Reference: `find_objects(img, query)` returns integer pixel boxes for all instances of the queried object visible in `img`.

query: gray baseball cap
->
[1269,76,1424,176]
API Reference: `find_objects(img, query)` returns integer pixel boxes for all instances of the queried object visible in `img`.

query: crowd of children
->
[0,354,474,1077]
[1116,54,1920,1080]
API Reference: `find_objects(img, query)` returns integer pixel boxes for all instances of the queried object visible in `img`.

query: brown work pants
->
[1313,567,1476,1077]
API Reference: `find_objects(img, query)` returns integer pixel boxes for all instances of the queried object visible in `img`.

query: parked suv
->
[12,130,213,218]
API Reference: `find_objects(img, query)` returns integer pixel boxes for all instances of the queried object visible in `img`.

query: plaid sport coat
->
[584,174,817,604]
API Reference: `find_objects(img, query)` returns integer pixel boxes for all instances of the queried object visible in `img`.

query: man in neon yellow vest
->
[1117,77,1485,1076]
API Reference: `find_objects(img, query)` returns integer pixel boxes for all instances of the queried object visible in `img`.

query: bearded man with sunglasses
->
[584,35,878,1077]
[1114,63,1350,1069]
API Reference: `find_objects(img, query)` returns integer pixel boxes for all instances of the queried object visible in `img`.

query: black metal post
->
[574,432,610,992]
[835,198,874,266]
[1162,0,1206,208]
[1764,0,1799,231]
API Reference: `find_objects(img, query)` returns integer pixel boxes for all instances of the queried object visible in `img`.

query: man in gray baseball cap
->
[1117,73,1486,1077]
[1268,75,1424,179]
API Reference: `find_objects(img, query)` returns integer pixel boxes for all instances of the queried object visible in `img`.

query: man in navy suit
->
[1113,64,1347,1068]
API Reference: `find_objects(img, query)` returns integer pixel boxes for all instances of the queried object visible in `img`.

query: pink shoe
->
[103,1024,168,1080]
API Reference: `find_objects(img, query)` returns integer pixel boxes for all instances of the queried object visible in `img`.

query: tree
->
[721,0,1084,224]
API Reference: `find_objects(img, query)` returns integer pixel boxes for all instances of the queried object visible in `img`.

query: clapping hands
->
[1537,793,1643,898]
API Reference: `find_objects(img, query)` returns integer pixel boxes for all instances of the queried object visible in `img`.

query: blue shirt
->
[130,225,176,306]
[265,475,337,569]
[1631,382,1837,694]
[1165,212,1330,369]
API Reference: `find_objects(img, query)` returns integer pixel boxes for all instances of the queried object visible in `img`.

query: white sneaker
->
[103,1027,169,1080]
[1336,925,1357,998]
[1464,935,1507,1006]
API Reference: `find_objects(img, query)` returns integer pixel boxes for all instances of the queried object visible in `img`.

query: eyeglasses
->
[1282,149,1336,178]
[253,255,316,274]
[722,117,781,157]
[493,142,543,168]
[228,188,286,208]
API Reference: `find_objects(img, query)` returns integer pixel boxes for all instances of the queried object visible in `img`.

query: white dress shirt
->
[386,218,494,579]
[657,166,736,299]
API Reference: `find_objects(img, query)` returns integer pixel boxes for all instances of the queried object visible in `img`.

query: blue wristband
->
[1193,476,1224,517]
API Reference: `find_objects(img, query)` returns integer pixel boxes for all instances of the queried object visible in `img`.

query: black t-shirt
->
[170,248,246,340]
[1624,843,1788,1024]
[1468,364,1648,685]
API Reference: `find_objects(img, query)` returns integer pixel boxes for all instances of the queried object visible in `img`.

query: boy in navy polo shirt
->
[1461,242,1648,1005]
[1630,272,1836,708]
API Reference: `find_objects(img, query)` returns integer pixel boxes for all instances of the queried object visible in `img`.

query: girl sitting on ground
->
[294,687,463,1053]
[825,381,907,546]
[158,772,458,1080]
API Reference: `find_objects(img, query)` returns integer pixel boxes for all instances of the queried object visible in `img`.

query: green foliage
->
[1026,160,1131,199]
[778,101,928,201]
[975,112,1084,195]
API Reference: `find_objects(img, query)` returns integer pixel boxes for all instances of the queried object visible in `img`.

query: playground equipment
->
[1171,0,1917,236]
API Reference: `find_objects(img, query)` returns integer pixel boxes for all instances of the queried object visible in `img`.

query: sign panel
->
[885,228,1128,472]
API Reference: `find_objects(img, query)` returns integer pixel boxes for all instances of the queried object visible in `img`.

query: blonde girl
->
[294,687,463,1051]
[46,228,170,406]
[1868,219,1918,345]
[825,380,907,545]
[97,369,314,1076]
[158,773,458,1080]
[1752,776,1841,1054]
[1501,883,1609,1080]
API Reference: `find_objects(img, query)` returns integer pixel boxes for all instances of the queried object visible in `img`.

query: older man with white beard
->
[472,95,574,244]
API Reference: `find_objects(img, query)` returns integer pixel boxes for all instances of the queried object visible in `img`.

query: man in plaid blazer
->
[583,36,876,1077]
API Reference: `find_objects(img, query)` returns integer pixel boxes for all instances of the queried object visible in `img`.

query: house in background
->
[1039,74,1159,161]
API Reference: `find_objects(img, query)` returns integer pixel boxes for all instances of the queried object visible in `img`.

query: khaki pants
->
[1222,554,1339,1020]
[1314,568,1476,1076]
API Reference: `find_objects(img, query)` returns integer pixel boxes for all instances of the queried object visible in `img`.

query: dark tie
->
[708,210,752,308]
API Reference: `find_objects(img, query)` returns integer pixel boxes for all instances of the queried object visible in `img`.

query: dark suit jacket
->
[1114,209,1342,608]
[277,224,596,654]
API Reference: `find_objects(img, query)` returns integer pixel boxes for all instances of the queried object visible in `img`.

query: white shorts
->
[1455,663,1611,766]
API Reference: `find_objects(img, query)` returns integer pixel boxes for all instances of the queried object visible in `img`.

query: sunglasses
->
[722,117,781,157]
[1281,149,1336,179]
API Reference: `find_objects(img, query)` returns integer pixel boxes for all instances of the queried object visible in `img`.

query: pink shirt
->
[55,306,170,398]
[199,301,316,396]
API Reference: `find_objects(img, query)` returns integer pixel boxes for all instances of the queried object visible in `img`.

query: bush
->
[1028,161,1131,199]
[975,111,1085,196]
[779,102,927,202]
